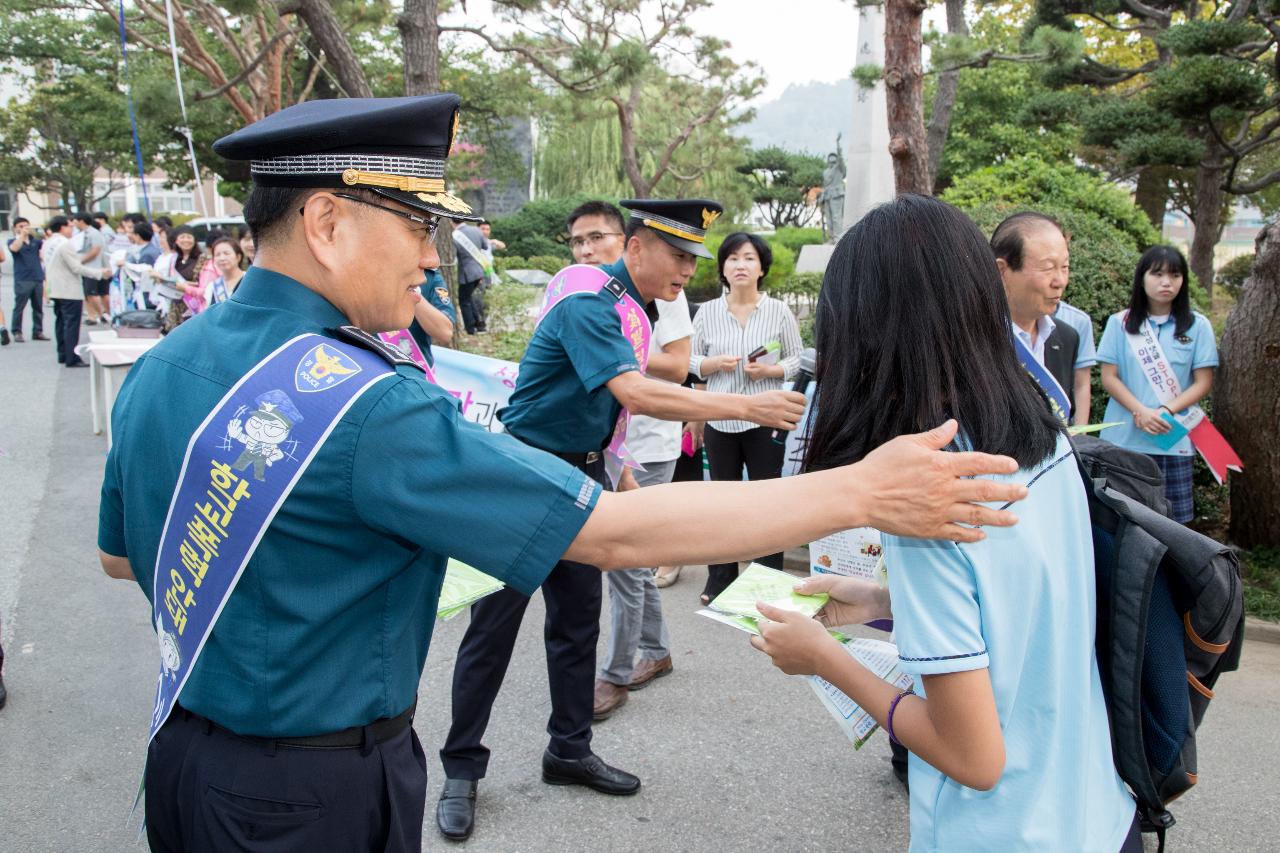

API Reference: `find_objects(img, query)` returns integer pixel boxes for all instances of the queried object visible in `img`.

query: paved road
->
[0,268,1276,851]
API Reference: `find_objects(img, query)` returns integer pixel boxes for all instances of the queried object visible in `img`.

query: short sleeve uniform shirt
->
[409,268,456,365]
[497,257,643,452]
[884,433,1134,852]
[98,267,601,737]
[1096,311,1218,456]
[1054,300,1097,369]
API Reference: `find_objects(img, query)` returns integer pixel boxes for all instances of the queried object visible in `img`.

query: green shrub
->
[1216,252,1254,299]
[771,226,826,254]
[489,196,594,260]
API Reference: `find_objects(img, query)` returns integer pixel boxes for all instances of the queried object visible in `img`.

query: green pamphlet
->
[1067,422,1124,435]
[697,563,848,641]
[437,560,504,620]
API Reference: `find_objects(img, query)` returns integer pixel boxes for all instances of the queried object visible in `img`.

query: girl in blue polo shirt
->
[1097,246,1218,522]
[751,195,1139,852]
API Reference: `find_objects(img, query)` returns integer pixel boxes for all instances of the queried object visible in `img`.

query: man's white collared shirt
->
[1011,314,1056,365]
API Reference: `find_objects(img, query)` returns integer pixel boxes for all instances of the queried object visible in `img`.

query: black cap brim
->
[650,229,714,260]
[369,186,482,223]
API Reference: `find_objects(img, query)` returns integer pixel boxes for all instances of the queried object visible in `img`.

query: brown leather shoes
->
[592,679,628,720]
[628,655,673,691]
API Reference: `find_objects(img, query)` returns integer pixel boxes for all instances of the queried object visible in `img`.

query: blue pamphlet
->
[1151,412,1190,451]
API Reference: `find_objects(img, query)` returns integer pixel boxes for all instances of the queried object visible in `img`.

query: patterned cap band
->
[251,153,446,179]
[632,210,706,243]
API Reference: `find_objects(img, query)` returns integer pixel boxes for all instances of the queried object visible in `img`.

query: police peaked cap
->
[620,198,723,259]
[213,94,481,222]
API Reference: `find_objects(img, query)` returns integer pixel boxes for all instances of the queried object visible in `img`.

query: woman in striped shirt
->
[689,232,804,604]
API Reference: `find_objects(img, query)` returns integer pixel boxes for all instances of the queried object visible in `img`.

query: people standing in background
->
[238,227,255,267]
[150,216,173,251]
[452,220,490,334]
[44,215,111,367]
[1054,300,1097,422]
[172,227,203,284]
[8,218,47,344]
[408,268,456,367]
[73,213,110,326]
[1097,246,1218,523]
[688,232,803,605]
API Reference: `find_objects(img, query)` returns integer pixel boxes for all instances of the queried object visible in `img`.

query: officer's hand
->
[744,390,806,431]
[855,419,1025,543]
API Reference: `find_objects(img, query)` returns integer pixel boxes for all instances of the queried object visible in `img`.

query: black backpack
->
[1072,435,1244,851]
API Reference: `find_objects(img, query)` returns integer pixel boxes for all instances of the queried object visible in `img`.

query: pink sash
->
[538,264,653,487]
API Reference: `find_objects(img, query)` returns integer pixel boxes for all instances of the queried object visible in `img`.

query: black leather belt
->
[177,701,416,750]
[552,450,602,467]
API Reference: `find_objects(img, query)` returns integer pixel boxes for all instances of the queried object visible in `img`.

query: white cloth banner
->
[430,347,520,433]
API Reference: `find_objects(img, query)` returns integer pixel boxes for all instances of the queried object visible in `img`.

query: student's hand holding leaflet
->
[751,596,1006,792]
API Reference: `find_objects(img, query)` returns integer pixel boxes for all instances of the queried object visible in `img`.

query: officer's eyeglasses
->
[310,193,441,242]
[568,231,622,250]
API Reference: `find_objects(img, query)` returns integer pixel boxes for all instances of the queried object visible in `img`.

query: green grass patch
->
[1241,547,1280,623]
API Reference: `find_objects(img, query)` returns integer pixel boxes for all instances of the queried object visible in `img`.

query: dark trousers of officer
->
[146,708,428,853]
[52,298,83,365]
[11,278,43,334]
[441,454,607,780]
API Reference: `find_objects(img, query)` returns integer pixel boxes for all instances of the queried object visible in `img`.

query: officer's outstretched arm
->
[564,420,1027,572]
[606,371,804,432]
[99,549,134,580]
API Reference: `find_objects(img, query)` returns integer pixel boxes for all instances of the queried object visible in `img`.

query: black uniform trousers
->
[146,707,428,853]
[703,425,785,597]
[441,454,608,780]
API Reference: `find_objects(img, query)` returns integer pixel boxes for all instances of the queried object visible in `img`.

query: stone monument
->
[843,2,896,232]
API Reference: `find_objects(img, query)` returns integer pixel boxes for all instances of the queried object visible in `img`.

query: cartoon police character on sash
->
[227,389,303,481]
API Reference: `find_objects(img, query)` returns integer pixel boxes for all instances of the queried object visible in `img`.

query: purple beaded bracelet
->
[886,686,915,746]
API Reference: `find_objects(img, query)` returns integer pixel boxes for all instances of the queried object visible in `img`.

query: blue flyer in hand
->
[1151,412,1190,451]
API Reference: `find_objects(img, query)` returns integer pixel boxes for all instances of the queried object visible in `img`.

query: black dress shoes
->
[541,749,640,795]
[435,778,477,841]
[0,673,7,710]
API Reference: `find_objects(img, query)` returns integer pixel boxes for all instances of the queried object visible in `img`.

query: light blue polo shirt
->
[98,267,601,737]
[1096,311,1218,456]
[884,433,1134,852]
[1054,300,1097,369]
[498,257,643,452]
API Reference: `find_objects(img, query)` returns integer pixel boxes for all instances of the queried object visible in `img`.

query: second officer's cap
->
[620,198,723,259]
[213,94,481,222]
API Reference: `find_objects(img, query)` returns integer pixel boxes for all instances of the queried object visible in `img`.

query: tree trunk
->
[884,0,932,195]
[1189,147,1228,299]
[926,0,966,193]
[277,0,373,99]
[398,0,442,96]
[1134,165,1170,230]
[1218,222,1280,547]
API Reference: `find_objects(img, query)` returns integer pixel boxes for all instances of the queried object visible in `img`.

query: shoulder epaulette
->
[601,277,627,301]
[334,325,425,374]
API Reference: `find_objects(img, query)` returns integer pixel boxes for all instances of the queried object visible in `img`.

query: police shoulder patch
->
[334,325,425,373]
[601,277,627,302]
[434,286,451,304]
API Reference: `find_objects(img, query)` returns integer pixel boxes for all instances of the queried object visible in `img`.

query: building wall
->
[9,168,241,224]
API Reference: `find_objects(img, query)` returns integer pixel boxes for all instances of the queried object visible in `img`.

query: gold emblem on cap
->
[416,192,473,215]
[701,208,721,230]
[449,111,460,156]
[341,168,445,194]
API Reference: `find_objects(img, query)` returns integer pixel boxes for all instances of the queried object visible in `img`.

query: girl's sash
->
[145,334,395,746]
[1121,312,1242,483]
[538,264,652,487]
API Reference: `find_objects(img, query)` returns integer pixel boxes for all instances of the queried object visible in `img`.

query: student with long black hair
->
[1097,246,1217,522]
[751,195,1139,852]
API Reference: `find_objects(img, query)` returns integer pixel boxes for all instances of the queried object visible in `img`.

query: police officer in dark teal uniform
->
[97,95,1033,853]
[437,199,823,840]
[410,267,455,365]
